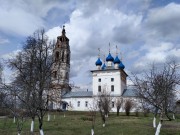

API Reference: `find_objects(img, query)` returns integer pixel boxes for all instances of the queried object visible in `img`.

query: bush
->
[124,100,134,116]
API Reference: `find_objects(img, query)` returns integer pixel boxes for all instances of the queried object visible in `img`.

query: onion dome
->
[102,63,106,70]
[114,56,121,64]
[106,53,114,62]
[119,62,125,69]
[95,58,102,66]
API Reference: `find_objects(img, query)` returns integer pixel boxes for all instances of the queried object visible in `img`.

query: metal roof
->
[122,89,138,97]
[62,91,93,98]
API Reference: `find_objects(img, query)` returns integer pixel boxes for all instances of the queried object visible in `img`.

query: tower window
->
[98,86,101,92]
[98,78,101,82]
[111,85,114,92]
[55,52,59,61]
[77,101,80,107]
[62,51,64,62]
[98,101,101,107]
[53,71,57,78]
[85,101,88,107]
[65,72,69,79]
[112,101,114,108]
[67,53,69,64]
[111,78,114,82]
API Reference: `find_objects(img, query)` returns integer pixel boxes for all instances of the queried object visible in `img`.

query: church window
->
[98,78,101,82]
[77,101,80,107]
[53,71,57,78]
[112,101,115,108]
[55,52,59,61]
[67,53,69,64]
[98,101,101,107]
[98,86,101,92]
[111,78,114,82]
[111,85,114,92]
[65,72,68,79]
[85,101,88,107]
[62,51,64,62]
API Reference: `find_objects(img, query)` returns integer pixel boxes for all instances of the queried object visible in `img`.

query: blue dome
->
[102,63,106,70]
[95,58,102,66]
[114,56,121,64]
[119,62,125,69]
[106,53,114,62]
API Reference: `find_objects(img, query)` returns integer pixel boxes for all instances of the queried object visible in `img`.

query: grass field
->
[0,111,179,135]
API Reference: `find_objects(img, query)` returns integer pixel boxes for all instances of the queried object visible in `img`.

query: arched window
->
[65,72,69,79]
[61,51,64,62]
[53,71,57,78]
[55,52,59,61]
[67,53,69,64]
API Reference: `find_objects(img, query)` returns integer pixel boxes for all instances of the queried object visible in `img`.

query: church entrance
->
[61,101,68,110]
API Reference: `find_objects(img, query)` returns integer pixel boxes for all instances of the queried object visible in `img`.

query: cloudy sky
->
[0,0,180,90]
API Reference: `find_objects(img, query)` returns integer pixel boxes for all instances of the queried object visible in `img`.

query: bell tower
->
[52,26,71,93]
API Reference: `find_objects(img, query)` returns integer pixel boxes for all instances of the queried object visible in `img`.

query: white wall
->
[92,70,123,96]
[63,97,93,111]
[62,96,140,112]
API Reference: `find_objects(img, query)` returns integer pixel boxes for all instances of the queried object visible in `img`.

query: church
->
[51,27,138,112]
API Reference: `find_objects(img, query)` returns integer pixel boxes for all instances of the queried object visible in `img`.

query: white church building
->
[52,27,138,112]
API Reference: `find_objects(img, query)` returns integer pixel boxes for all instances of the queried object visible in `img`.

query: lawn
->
[0,111,179,135]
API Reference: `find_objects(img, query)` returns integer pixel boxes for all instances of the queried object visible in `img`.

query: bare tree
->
[7,29,56,135]
[139,98,151,117]
[124,99,134,116]
[88,98,98,135]
[98,88,112,127]
[0,84,27,135]
[131,61,180,135]
[116,97,123,116]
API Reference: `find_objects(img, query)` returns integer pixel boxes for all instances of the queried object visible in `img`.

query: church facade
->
[52,27,138,112]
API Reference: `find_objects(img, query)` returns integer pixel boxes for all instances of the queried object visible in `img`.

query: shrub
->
[124,100,134,116]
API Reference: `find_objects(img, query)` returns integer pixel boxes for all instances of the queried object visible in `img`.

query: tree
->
[116,97,123,116]
[139,98,151,117]
[88,98,98,135]
[131,61,180,135]
[0,84,27,135]
[124,99,134,116]
[8,29,56,135]
[98,88,112,127]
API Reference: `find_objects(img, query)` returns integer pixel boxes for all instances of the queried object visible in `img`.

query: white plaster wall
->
[63,97,94,111]
[62,96,141,112]
[92,70,122,96]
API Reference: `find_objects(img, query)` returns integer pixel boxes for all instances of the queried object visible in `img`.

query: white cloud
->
[0,0,73,36]
[0,49,21,60]
[134,42,180,68]
[145,3,180,40]
[46,7,144,85]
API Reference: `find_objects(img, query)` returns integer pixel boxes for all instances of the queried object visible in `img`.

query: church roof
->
[119,62,125,69]
[102,63,106,70]
[106,53,114,62]
[114,56,121,64]
[122,89,138,97]
[95,58,102,66]
[62,91,93,98]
